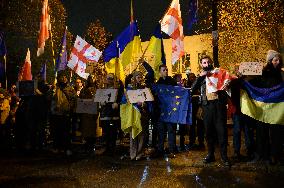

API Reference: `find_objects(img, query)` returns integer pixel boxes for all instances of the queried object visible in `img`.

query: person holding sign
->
[229,64,255,161]
[100,73,123,155]
[127,71,150,160]
[245,50,284,164]
[79,74,98,155]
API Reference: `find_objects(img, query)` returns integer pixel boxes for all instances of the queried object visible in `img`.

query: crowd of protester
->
[0,50,283,167]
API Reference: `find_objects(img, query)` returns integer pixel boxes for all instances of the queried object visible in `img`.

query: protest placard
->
[94,89,118,103]
[76,99,98,114]
[239,62,263,75]
[126,88,154,103]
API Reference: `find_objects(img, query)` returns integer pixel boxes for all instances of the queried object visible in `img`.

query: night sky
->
[62,0,191,41]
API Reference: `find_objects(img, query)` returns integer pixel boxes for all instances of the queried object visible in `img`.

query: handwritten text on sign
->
[94,89,118,103]
[239,62,263,75]
[126,88,154,103]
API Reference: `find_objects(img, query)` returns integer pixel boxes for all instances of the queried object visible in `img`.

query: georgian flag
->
[18,48,32,81]
[37,0,50,56]
[161,0,184,64]
[67,35,102,79]
[206,68,233,96]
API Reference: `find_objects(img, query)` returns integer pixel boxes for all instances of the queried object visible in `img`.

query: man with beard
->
[191,55,230,166]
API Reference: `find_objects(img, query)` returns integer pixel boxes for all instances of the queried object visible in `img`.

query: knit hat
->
[266,50,280,63]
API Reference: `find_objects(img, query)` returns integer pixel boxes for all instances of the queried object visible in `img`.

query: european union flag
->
[153,84,192,125]
[56,29,67,71]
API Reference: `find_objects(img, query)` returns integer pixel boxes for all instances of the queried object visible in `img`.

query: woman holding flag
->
[245,50,284,164]
[126,71,150,160]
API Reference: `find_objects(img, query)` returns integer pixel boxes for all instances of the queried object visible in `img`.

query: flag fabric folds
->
[103,21,142,83]
[37,0,50,56]
[145,24,166,80]
[206,68,233,95]
[56,28,67,71]
[161,0,184,64]
[240,81,284,125]
[67,35,102,79]
[153,84,192,125]
[120,91,142,139]
[18,48,32,81]
[40,63,47,81]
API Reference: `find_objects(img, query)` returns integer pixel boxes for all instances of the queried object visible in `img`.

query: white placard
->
[126,88,154,103]
[76,99,98,114]
[239,62,263,75]
[94,89,118,103]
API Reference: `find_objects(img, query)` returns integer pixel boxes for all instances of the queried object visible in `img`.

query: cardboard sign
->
[239,62,263,75]
[16,80,37,97]
[126,88,154,103]
[94,89,118,103]
[76,99,98,114]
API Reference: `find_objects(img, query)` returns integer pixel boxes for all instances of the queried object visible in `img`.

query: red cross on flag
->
[161,0,184,64]
[37,0,50,56]
[206,68,234,96]
[67,35,102,79]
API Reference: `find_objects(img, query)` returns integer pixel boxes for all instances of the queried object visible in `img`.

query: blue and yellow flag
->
[241,81,284,125]
[120,90,142,139]
[103,21,142,83]
[145,24,166,80]
[153,84,192,125]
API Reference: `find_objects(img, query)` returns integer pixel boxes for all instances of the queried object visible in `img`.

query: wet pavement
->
[0,135,284,187]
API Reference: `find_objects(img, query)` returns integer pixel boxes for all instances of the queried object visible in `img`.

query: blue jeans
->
[158,122,176,153]
[233,114,254,154]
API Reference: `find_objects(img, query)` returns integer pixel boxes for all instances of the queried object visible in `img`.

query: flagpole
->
[70,69,73,83]
[115,41,120,79]
[4,55,7,89]
[49,28,57,79]
[130,0,134,23]
[48,3,57,84]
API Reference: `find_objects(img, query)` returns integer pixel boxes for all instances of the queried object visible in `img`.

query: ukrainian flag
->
[103,21,142,83]
[120,91,142,139]
[145,23,166,80]
[241,81,284,125]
